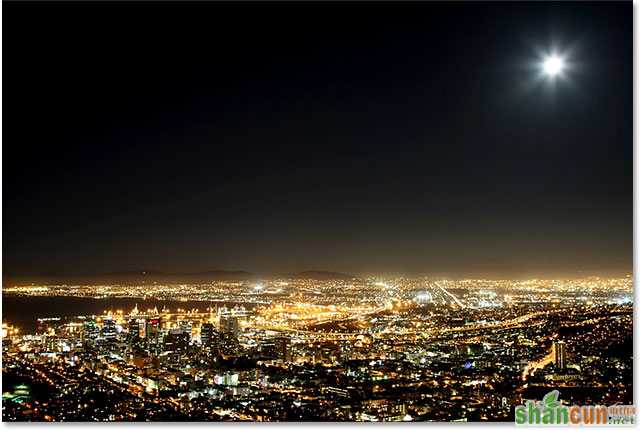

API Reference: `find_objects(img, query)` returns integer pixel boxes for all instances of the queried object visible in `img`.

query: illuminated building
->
[145,317,161,339]
[274,336,291,362]
[44,335,60,352]
[145,317,162,355]
[200,323,218,347]
[553,340,566,370]
[128,318,142,340]
[179,320,192,335]
[219,315,239,336]
[82,319,100,344]
[163,329,190,353]
[101,318,117,342]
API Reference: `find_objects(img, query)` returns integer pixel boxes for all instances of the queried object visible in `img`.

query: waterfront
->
[2,276,633,421]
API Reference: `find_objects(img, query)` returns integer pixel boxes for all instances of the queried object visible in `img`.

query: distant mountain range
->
[3,269,357,286]
[287,270,356,280]
[105,270,256,280]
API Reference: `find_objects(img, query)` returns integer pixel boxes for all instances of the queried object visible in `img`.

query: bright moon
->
[542,55,565,77]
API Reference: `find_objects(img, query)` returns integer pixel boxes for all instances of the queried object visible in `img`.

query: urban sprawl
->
[2,276,633,421]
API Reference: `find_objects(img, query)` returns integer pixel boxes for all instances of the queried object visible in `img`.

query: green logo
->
[514,390,635,426]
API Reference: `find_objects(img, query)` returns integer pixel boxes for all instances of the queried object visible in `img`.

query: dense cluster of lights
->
[2,275,633,422]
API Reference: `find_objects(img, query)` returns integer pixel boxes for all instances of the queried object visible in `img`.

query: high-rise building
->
[83,319,100,344]
[274,336,291,362]
[554,340,566,370]
[145,318,161,339]
[102,318,118,342]
[127,319,147,351]
[45,335,60,352]
[201,323,218,347]
[163,329,190,353]
[219,315,240,336]
[128,319,142,340]
[179,320,193,336]
[145,317,162,354]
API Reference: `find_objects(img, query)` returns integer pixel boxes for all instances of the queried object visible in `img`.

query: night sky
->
[4,2,632,279]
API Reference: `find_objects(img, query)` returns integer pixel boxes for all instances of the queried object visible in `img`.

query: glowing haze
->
[3,2,632,280]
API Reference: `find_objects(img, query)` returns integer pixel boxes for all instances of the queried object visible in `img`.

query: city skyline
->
[2,0,633,424]
[2,274,633,422]
[2,268,635,288]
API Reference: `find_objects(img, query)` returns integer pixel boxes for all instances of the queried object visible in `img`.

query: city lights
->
[2,275,633,422]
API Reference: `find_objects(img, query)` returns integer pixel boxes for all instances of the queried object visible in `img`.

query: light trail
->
[521,345,554,381]
[433,281,465,309]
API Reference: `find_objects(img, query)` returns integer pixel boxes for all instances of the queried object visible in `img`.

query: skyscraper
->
[128,318,142,340]
[83,319,100,344]
[200,323,218,347]
[553,341,566,370]
[144,317,162,356]
[163,329,189,354]
[275,336,291,362]
[102,318,117,343]
[219,315,239,336]
[179,320,193,336]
